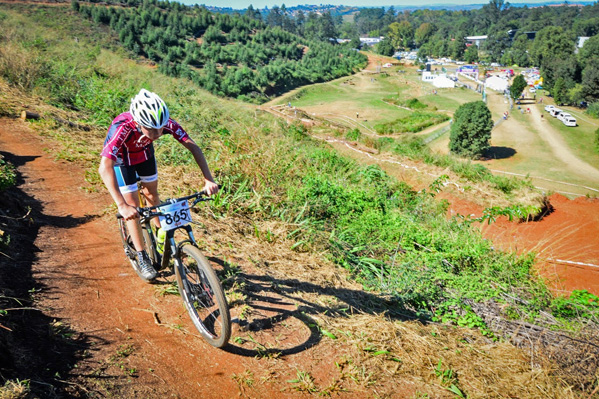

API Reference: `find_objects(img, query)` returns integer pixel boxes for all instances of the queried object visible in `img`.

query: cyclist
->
[98,88,219,281]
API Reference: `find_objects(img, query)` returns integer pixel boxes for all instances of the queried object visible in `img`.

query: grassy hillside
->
[1,3,598,398]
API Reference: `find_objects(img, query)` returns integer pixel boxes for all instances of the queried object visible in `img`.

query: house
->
[464,35,488,47]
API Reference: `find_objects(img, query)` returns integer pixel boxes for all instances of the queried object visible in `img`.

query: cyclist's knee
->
[141,185,160,204]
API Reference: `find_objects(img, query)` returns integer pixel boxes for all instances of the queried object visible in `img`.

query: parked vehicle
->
[544,104,555,112]
[562,116,577,127]
[550,108,562,117]
[529,87,536,93]
[557,112,572,122]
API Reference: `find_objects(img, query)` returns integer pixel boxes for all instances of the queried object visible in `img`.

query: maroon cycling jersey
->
[101,112,191,166]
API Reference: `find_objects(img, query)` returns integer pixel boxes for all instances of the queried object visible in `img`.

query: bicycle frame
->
[137,191,211,270]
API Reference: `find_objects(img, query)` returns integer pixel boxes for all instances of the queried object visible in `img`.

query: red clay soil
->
[444,194,599,297]
[0,118,319,398]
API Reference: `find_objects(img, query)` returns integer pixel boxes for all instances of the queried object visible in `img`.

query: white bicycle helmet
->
[130,89,170,129]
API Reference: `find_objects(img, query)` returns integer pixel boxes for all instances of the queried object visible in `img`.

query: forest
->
[76,0,367,103]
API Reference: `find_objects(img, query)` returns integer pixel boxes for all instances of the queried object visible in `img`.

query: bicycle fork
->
[159,225,198,270]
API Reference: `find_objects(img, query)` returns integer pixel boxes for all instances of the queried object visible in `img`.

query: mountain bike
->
[117,190,231,348]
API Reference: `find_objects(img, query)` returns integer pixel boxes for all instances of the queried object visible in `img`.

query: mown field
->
[1,3,599,398]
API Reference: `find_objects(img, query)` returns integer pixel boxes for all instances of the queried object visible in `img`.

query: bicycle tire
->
[175,245,231,348]
[118,217,139,271]
[141,224,160,268]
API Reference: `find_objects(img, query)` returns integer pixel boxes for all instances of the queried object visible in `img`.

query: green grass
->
[419,88,481,112]
[374,111,450,134]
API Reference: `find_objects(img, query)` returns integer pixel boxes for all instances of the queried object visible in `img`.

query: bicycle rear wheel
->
[118,217,138,270]
[175,245,231,348]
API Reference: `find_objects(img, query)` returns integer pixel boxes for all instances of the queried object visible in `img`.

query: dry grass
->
[0,380,30,399]
[195,213,592,398]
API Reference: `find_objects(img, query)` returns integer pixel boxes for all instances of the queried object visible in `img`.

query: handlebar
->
[116,190,213,221]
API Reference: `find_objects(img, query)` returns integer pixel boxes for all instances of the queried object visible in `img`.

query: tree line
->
[75,0,367,103]
[256,0,599,107]
[349,1,599,106]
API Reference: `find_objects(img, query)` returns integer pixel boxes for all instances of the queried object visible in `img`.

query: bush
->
[449,101,493,158]
[0,157,16,191]
[405,98,427,110]
[587,102,599,118]
[346,128,361,141]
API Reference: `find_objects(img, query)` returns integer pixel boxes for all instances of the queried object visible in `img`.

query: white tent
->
[432,75,455,88]
[485,75,509,92]
[422,72,456,88]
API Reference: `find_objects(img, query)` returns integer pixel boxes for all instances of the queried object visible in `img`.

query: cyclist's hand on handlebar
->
[203,180,219,196]
[118,203,139,220]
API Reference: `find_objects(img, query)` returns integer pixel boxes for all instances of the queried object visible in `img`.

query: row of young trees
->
[76,0,367,102]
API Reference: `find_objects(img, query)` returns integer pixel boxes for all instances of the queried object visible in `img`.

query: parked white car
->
[544,104,555,112]
[562,116,577,127]
[550,108,562,117]
[557,112,571,122]
[529,87,536,93]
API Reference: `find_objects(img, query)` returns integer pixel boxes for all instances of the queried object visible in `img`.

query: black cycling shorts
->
[114,156,157,194]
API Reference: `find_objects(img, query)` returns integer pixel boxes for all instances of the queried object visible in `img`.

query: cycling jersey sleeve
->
[101,119,129,162]
[166,119,191,143]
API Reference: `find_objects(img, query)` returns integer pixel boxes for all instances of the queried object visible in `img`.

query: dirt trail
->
[0,118,335,398]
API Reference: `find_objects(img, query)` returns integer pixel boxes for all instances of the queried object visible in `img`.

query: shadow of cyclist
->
[207,257,422,358]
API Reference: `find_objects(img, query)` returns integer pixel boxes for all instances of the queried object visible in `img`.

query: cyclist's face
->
[140,125,164,141]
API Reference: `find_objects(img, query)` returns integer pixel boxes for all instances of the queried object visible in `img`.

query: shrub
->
[0,157,16,191]
[449,101,493,158]
[586,102,599,118]
[346,128,361,141]
[405,98,427,110]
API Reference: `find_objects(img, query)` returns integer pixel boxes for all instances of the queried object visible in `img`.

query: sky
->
[186,0,554,9]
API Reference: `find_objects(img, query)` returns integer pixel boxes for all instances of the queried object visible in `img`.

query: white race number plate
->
[158,200,191,231]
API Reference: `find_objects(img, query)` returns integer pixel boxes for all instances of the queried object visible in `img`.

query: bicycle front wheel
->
[175,245,231,348]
